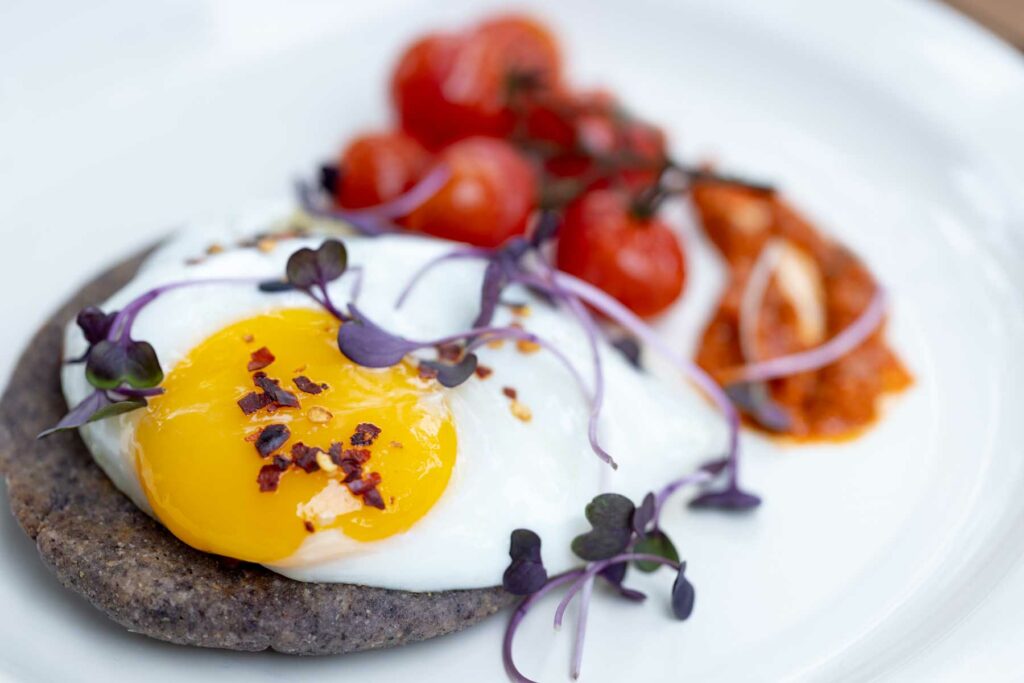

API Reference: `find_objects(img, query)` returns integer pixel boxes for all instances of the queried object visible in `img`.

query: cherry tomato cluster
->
[329,14,687,317]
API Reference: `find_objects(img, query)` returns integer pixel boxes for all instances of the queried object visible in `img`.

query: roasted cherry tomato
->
[403,137,537,248]
[391,15,562,149]
[334,131,431,209]
[556,187,685,317]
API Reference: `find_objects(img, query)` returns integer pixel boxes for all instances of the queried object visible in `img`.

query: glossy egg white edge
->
[61,208,727,591]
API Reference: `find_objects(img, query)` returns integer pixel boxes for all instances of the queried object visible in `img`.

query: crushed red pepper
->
[350,422,382,446]
[237,391,271,415]
[255,424,290,457]
[502,386,518,400]
[691,181,912,440]
[475,364,493,379]
[247,346,276,372]
[293,375,325,394]
[253,373,301,408]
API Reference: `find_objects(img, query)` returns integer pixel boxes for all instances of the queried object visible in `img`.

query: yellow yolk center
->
[133,308,457,564]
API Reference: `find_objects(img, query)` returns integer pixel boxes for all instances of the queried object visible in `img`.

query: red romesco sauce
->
[691,182,912,441]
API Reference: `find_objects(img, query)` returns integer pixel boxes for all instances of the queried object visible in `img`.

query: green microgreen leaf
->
[85,340,163,389]
[633,530,679,573]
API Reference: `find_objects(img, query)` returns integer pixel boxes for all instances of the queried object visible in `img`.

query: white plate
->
[2,0,1024,681]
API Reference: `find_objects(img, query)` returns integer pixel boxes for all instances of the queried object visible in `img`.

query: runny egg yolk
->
[132,308,457,564]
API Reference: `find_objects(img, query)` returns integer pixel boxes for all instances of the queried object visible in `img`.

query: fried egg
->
[62,216,726,590]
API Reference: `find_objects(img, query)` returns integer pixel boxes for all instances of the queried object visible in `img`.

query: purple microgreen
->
[38,390,145,438]
[611,335,642,369]
[689,485,762,511]
[258,279,294,293]
[553,552,683,630]
[671,562,696,620]
[419,352,479,388]
[337,305,421,368]
[286,239,347,289]
[528,210,560,248]
[652,467,715,526]
[632,492,656,535]
[85,339,163,390]
[393,246,490,310]
[502,529,548,595]
[571,493,635,561]
[549,270,757,504]
[633,530,680,572]
[597,561,646,602]
[473,259,508,328]
[296,165,450,235]
[318,163,339,195]
[503,570,585,683]
[725,382,792,432]
[76,306,118,346]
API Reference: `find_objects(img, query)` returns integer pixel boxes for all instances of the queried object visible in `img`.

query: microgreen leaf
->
[598,561,646,602]
[37,391,145,438]
[571,493,635,561]
[85,340,163,389]
[690,486,762,511]
[725,382,791,433]
[286,239,348,289]
[419,352,479,388]
[76,306,118,345]
[503,529,548,595]
[671,562,695,620]
[633,530,679,573]
[632,492,656,535]
[337,306,420,368]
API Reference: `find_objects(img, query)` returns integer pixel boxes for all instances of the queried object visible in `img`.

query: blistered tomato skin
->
[403,137,538,248]
[334,132,431,209]
[556,188,686,318]
[391,16,562,150]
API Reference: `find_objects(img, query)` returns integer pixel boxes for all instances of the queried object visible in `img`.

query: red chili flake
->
[237,391,271,415]
[350,423,382,447]
[475,364,493,379]
[502,386,518,400]
[437,343,462,361]
[345,448,371,463]
[242,334,255,343]
[293,375,324,395]
[257,464,284,492]
[363,488,386,510]
[418,364,439,381]
[255,424,290,457]
[247,346,275,372]
[304,520,315,533]
[291,443,321,473]
[272,454,291,469]
[254,375,300,408]
[347,472,382,495]
[244,431,260,443]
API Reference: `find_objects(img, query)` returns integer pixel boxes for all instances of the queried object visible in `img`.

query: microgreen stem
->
[548,271,746,493]
[553,553,681,630]
[107,277,266,342]
[503,570,586,683]
[394,246,490,309]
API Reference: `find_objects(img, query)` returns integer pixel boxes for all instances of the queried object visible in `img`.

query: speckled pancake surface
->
[0,248,514,655]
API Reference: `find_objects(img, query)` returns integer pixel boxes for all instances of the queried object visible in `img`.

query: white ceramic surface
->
[1,1,1023,681]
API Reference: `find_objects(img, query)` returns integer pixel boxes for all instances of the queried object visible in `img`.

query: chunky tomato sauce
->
[691,182,911,440]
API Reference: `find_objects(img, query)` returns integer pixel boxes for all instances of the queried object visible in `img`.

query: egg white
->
[62,214,727,591]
